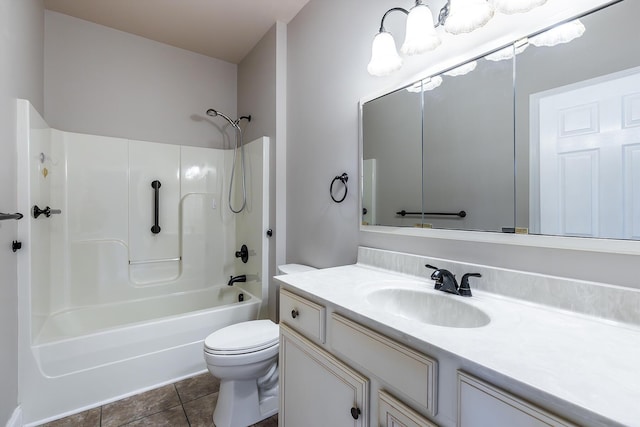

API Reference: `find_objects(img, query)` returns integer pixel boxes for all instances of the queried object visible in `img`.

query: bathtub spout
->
[228,275,247,286]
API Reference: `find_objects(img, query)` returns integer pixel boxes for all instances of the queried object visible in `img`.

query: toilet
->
[204,264,316,427]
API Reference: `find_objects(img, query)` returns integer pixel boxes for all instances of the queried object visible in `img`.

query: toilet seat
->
[205,320,279,355]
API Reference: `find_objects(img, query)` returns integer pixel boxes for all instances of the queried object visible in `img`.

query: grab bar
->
[129,257,181,265]
[396,210,467,218]
[32,205,62,218]
[151,180,161,234]
[0,212,23,221]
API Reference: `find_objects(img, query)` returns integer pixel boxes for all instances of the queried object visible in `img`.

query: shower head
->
[206,108,238,130]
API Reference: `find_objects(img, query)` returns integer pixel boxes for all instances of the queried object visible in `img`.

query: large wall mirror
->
[362,0,640,241]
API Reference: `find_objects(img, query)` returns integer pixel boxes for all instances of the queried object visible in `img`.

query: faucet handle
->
[425,264,443,290]
[459,273,481,297]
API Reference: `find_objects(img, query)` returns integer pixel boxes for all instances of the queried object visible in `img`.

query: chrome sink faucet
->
[425,264,481,297]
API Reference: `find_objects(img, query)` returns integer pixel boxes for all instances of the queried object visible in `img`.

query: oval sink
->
[366,288,490,328]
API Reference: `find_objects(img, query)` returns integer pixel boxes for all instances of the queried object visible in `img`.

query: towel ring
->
[330,173,348,203]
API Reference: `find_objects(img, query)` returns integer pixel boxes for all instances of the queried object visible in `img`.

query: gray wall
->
[44,11,237,148]
[238,23,281,321]
[286,0,639,288]
[0,1,44,423]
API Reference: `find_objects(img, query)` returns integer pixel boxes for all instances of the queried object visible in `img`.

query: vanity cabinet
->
[379,390,438,427]
[331,313,438,417]
[279,323,368,427]
[279,289,439,427]
[457,372,576,427]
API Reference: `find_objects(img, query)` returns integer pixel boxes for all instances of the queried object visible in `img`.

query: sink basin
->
[366,288,490,328]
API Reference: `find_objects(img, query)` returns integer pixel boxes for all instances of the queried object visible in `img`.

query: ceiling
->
[43,0,311,64]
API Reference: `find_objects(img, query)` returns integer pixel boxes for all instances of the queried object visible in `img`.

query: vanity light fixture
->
[530,19,586,47]
[368,0,548,76]
[402,3,441,55]
[443,60,477,76]
[490,0,547,15]
[406,76,443,93]
[485,38,529,62]
[444,0,494,35]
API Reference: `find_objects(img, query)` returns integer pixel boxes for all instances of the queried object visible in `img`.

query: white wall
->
[44,11,237,148]
[0,0,44,423]
[286,0,639,288]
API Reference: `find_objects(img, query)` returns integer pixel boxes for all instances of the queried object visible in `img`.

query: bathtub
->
[22,286,260,425]
[17,101,272,425]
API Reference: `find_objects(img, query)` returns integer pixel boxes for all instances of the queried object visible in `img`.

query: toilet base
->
[212,379,278,427]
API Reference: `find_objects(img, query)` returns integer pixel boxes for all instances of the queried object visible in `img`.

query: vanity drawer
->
[331,313,438,416]
[279,289,326,343]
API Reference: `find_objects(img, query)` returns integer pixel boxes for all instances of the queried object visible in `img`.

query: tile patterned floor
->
[38,373,278,427]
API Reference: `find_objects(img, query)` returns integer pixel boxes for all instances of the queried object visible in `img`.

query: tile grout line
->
[174,383,192,426]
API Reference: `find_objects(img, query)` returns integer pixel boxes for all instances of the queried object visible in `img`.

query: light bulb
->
[367,32,403,76]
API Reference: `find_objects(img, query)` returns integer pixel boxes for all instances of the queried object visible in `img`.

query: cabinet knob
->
[291,309,299,319]
[350,407,361,420]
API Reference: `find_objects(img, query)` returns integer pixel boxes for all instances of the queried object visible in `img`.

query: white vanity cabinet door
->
[457,372,576,427]
[379,390,439,427]
[280,324,369,427]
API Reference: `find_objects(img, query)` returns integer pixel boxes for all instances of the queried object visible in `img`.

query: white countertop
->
[275,263,640,427]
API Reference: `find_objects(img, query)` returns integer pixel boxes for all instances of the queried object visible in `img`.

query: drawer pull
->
[291,309,299,319]
[350,407,361,420]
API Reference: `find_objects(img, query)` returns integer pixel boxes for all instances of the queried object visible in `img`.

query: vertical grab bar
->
[151,180,161,234]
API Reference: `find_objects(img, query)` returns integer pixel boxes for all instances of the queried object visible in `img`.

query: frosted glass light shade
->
[530,20,585,47]
[401,4,441,55]
[490,0,546,14]
[368,32,403,76]
[406,76,443,93]
[444,60,477,77]
[485,43,528,61]
[445,0,494,35]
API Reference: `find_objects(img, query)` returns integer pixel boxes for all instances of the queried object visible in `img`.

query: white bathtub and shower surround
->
[16,100,271,425]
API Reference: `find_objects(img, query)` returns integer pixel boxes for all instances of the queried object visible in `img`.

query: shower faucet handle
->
[235,244,249,263]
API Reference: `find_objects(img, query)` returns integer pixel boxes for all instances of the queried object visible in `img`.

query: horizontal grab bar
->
[129,257,181,265]
[0,212,23,221]
[396,210,467,218]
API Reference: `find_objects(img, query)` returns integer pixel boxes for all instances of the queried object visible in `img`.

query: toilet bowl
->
[204,319,279,427]
[204,264,316,427]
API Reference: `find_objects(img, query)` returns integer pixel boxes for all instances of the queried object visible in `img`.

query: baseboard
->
[6,406,22,427]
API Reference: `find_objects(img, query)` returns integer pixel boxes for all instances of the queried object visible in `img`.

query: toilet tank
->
[277,264,316,275]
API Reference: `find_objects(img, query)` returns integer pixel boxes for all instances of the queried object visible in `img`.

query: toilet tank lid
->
[278,264,317,275]
[205,320,278,353]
